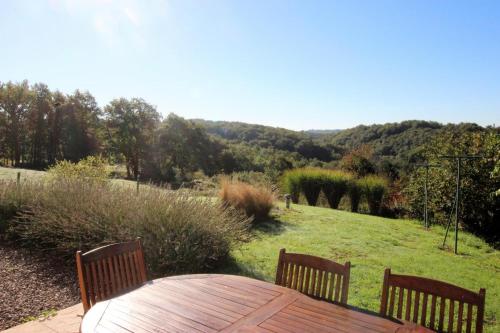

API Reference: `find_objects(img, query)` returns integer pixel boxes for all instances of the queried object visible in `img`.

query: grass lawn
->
[0,167,46,180]
[224,204,499,332]
[0,166,137,188]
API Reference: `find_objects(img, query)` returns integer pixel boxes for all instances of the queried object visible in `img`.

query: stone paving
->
[1,304,83,333]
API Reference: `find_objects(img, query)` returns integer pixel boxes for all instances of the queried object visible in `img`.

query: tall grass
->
[1,178,249,275]
[282,170,301,203]
[283,168,353,208]
[358,175,389,215]
[219,180,275,223]
[321,170,352,209]
[282,168,324,206]
[348,180,362,213]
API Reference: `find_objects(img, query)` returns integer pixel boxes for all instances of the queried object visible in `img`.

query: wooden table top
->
[80,274,432,333]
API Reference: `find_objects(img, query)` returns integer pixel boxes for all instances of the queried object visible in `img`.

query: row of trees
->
[0,81,312,182]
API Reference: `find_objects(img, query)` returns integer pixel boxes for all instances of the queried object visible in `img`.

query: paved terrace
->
[2,304,82,333]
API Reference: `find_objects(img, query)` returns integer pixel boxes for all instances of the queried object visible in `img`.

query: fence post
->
[16,172,21,187]
[136,174,140,195]
[285,194,291,209]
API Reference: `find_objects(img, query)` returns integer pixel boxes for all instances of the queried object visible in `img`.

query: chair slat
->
[388,286,396,318]
[457,301,464,333]
[438,297,446,332]
[421,293,428,326]
[448,299,455,333]
[430,294,437,330]
[75,239,148,313]
[397,287,404,319]
[297,265,305,293]
[405,289,412,321]
[413,291,420,323]
[274,249,350,305]
[334,273,341,303]
[466,303,473,333]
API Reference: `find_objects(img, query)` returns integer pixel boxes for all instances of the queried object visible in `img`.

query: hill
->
[193,119,489,172]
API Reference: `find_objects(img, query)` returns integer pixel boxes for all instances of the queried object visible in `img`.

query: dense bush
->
[219,180,275,222]
[321,170,352,209]
[1,179,249,275]
[358,175,388,215]
[46,156,110,181]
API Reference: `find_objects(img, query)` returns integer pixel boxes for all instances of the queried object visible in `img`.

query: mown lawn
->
[224,204,499,332]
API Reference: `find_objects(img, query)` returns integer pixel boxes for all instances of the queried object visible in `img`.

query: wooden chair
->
[76,238,147,313]
[380,268,486,333]
[275,248,351,305]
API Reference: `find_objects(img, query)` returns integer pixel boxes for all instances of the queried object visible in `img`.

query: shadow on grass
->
[251,216,291,235]
[215,256,270,281]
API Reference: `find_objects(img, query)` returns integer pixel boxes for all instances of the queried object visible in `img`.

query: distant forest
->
[0,80,495,182]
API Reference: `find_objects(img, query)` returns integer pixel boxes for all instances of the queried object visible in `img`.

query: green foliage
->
[347,180,362,212]
[46,156,110,182]
[1,178,249,275]
[219,180,275,223]
[358,175,389,215]
[405,130,500,244]
[143,114,224,183]
[282,168,324,206]
[321,170,352,209]
[282,169,302,203]
[340,144,376,177]
[283,168,354,208]
[105,98,161,180]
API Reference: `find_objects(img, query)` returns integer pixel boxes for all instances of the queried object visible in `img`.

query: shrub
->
[219,180,275,222]
[358,175,388,215]
[4,179,249,275]
[348,180,362,213]
[299,170,323,206]
[321,170,352,209]
[282,168,324,206]
[46,156,110,182]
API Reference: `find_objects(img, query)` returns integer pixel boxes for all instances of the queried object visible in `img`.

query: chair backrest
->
[76,238,147,313]
[275,248,351,305]
[380,268,485,333]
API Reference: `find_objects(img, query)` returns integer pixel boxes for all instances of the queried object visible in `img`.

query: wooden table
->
[81,274,432,333]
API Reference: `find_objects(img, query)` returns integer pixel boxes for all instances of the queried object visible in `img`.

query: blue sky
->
[1,0,499,130]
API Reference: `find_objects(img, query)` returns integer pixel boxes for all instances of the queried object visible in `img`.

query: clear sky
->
[1,0,499,130]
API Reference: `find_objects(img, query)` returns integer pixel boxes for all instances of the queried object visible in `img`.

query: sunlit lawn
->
[224,203,499,332]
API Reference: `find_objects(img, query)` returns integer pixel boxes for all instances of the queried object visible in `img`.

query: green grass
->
[0,166,137,188]
[0,167,46,180]
[223,204,499,332]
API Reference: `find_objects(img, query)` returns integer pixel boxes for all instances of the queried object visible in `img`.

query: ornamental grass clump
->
[347,180,362,213]
[219,180,275,223]
[282,168,324,206]
[321,170,352,209]
[358,175,389,215]
[3,178,249,276]
[282,170,302,203]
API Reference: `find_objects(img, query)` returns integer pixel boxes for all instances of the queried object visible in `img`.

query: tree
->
[27,83,52,167]
[0,81,32,166]
[105,98,161,179]
[405,129,500,244]
[340,145,376,177]
[147,114,223,182]
[60,90,102,161]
